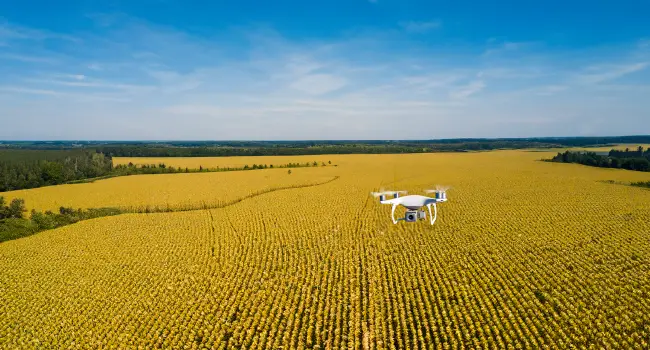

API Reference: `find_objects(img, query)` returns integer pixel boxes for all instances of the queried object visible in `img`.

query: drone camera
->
[405,210,418,222]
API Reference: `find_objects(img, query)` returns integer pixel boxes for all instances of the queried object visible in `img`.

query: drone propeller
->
[370,191,407,197]
[370,187,386,197]
[424,185,452,194]
[371,188,407,198]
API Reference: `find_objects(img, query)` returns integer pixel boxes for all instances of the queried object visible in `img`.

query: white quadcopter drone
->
[371,186,449,225]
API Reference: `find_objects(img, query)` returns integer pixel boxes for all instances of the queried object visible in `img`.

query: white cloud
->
[284,57,324,77]
[575,62,648,84]
[132,51,160,60]
[399,20,441,33]
[482,41,535,57]
[0,20,79,43]
[478,67,543,79]
[31,78,154,93]
[449,80,485,99]
[533,85,568,96]
[144,69,202,93]
[0,86,58,95]
[289,74,348,95]
[639,39,649,49]
[400,73,465,95]
[48,73,86,81]
[0,53,57,63]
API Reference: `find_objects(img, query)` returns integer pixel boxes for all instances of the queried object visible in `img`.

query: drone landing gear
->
[390,203,399,224]
[428,203,438,225]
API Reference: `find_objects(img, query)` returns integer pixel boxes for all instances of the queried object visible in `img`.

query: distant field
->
[524,143,650,153]
[2,150,649,348]
[2,167,338,212]
[113,155,341,169]
[568,144,650,152]
[114,144,650,169]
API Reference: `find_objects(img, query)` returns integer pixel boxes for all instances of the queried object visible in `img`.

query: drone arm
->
[391,203,398,224]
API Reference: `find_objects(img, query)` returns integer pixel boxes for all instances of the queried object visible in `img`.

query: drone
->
[371,186,449,225]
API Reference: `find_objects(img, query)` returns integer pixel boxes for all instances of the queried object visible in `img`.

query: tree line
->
[4,135,650,149]
[94,141,564,158]
[0,196,122,243]
[547,146,650,172]
[608,147,650,159]
[112,160,331,175]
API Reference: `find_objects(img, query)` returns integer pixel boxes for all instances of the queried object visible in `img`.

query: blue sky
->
[1,1,649,140]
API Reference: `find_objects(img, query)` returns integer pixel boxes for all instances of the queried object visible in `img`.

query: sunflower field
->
[1,150,649,348]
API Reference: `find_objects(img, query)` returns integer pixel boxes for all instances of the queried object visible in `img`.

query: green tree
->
[41,161,65,184]
[8,198,26,219]
[0,196,6,219]
[59,206,75,215]
[30,211,55,230]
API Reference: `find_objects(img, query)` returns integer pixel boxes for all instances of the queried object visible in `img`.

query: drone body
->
[371,188,449,225]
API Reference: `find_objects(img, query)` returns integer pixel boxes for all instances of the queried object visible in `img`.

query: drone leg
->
[391,203,398,224]
[428,203,437,225]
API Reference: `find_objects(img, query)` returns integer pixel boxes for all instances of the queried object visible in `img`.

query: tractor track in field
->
[123,175,341,214]
[2,176,341,243]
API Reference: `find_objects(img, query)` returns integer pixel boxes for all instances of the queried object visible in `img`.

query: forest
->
[547,146,650,172]
[0,150,113,192]
[70,136,650,157]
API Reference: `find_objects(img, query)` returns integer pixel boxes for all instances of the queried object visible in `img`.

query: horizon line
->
[1,135,650,143]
